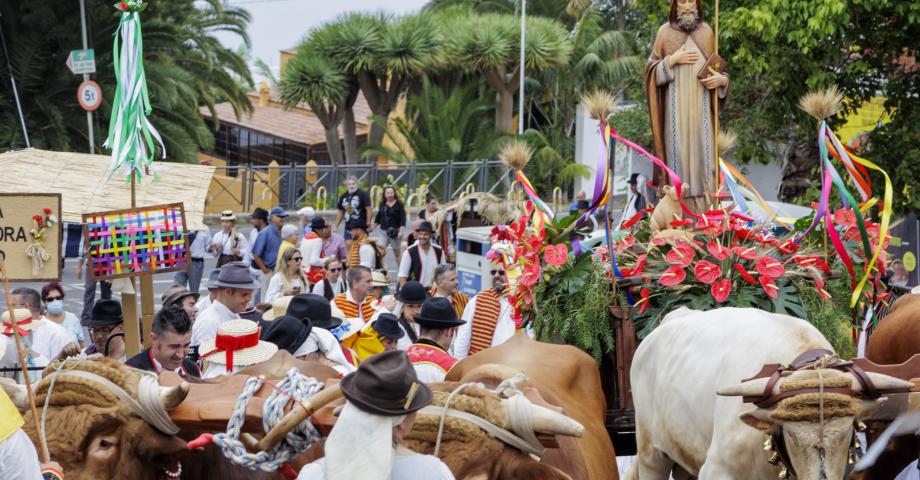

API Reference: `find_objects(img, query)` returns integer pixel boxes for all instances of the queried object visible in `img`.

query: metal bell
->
[764,436,774,451]
[768,452,780,465]
[856,420,868,432]
[778,466,789,479]
[848,450,856,465]
[854,437,862,450]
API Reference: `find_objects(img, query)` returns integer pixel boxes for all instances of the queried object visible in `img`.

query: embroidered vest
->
[321,279,335,300]
[469,289,503,355]
[333,293,375,322]
[406,342,458,375]
[430,289,470,319]
[407,244,443,285]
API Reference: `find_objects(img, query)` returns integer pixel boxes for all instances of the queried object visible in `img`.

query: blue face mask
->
[46,299,64,315]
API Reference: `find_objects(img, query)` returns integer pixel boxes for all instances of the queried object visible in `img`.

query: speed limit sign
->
[77,80,102,112]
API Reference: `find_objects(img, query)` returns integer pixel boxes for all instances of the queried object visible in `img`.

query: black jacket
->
[126,348,201,377]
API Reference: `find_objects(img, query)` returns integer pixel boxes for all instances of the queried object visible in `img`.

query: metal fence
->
[207,160,512,212]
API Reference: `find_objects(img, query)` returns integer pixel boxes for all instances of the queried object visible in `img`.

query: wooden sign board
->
[82,203,190,281]
[0,193,62,282]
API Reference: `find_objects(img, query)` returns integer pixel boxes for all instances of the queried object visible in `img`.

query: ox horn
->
[159,382,190,410]
[856,373,915,394]
[501,398,585,437]
[717,377,773,398]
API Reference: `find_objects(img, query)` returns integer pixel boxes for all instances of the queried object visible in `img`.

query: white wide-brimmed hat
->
[220,210,237,221]
[199,319,277,372]
[2,308,34,336]
[371,271,388,287]
[262,296,294,321]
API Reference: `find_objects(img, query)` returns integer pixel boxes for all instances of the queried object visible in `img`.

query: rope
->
[430,373,548,459]
[212,368,323,472]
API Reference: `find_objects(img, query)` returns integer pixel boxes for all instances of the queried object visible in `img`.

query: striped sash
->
[348,235,367,268]
[469,289,502,355]
[429,289,470,319]
[333,293,375,322]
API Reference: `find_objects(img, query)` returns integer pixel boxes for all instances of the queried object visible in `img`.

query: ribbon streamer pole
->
[0,258,50,463]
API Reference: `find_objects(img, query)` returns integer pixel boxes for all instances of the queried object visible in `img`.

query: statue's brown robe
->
[644,22,728,212]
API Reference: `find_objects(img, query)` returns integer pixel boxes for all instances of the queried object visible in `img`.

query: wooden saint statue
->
[645,0,728,213]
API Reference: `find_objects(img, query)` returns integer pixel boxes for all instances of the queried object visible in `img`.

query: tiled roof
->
[199,88,374,146]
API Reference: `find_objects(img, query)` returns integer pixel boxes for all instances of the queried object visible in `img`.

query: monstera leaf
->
[770,280,808,318]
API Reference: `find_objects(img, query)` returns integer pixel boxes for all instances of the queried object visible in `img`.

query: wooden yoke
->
[160,360,344,440]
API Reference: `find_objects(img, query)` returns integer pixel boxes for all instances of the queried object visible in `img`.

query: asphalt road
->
[0,226,400,317]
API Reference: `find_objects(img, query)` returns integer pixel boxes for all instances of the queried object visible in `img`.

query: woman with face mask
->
[41,282,85,347]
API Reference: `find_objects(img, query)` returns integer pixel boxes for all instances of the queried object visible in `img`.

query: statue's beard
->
[676,10,699,31]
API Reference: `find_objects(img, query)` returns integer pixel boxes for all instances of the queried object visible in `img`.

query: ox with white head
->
[627,307,911,480]
[719,366,910,479]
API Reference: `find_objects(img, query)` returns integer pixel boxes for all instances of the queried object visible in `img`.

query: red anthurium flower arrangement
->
[544,244,569,267]
[734,263,757,284]
[693,260,722,284]
[759,275,779,299]
[711,278,731,303]
[660,265,687,286]
[755,256,785,278]
[665,242,696,267]
[706,241,730,261]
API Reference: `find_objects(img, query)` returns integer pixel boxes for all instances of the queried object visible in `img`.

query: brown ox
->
[855,294,920,480]
[442,335,617,480]
[2,351,340,480]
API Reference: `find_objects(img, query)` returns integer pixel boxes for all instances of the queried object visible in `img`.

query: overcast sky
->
[215,0,430,79]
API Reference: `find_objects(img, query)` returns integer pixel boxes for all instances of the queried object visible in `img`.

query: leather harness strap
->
[747,349,882,408]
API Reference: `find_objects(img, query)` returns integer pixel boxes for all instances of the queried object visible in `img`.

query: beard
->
[676,9,699,31]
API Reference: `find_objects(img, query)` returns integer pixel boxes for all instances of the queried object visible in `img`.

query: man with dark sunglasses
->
[453,267,514,360]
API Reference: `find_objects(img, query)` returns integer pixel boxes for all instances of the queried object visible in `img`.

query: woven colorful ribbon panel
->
[82,203,189,280]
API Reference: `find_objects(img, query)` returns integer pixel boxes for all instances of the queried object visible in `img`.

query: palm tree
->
[279,51,355,167]
[447,12,572,134]
[361,77,496,164]
[0,0,253,163]
[316,12,444,160]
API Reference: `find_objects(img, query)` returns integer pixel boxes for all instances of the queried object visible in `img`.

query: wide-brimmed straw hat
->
[220,210,237,221]
[371,271,389,287]
[340,350,432,416]
[262,296,294,321]
[2,308,34,336]
[199,319,278,372]
[210,262,259,290]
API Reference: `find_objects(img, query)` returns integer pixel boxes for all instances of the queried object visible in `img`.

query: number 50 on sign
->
[77,80,102,112]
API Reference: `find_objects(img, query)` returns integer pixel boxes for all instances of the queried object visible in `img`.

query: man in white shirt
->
[453,268,515,360]
[210,211,251,265]
[190,262,257,349]
[346,219,377,270]
[196,268,221,313]
[174,227,211,293]
[10,288,75,361]
[398,221,444,288]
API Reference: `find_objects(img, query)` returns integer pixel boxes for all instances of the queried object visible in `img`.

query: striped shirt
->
[333,291,375,324]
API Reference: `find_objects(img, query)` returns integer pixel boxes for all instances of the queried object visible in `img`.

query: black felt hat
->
[84,300,123,327]
[309,217,329,230]
[286,294,342,331]
[261,315,312,355]
[417,221,434,233]
[413,297,465,329]
[394,281,429,305]
[372,313,405,341]
[339,350,432,416]
[628,173,641,185]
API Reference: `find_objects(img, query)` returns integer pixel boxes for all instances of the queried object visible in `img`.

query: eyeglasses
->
[90,325,119,337]
[291,257,303,262]
[327,267,342,272]
[45,295,64,302]
[490,270,502,276]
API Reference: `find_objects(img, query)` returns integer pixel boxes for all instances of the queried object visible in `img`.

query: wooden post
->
[0,258,50,463]
[711,0,721,196]
[122,176,142,357]
[140,273,154,348]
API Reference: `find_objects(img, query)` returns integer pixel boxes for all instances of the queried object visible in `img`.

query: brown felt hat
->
[339,350,432,416]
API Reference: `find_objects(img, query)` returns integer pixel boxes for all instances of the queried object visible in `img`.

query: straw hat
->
[371,271,389,288]
[2,308,34,336]
[199,320,278,372]
[262,296,294,321]
[220,210,236,221]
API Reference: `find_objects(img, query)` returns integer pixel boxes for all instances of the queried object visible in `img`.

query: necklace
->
[162,461,182,479]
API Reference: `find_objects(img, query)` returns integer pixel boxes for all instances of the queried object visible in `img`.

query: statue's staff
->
[0,258,50,463]
[711,0,720,196]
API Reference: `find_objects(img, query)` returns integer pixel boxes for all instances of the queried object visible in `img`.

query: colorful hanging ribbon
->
[515,170,553,233]
[104,1,166,183]
[719,159,794,229]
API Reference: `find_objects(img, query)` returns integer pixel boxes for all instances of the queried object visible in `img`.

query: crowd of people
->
[0,176,528,479]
